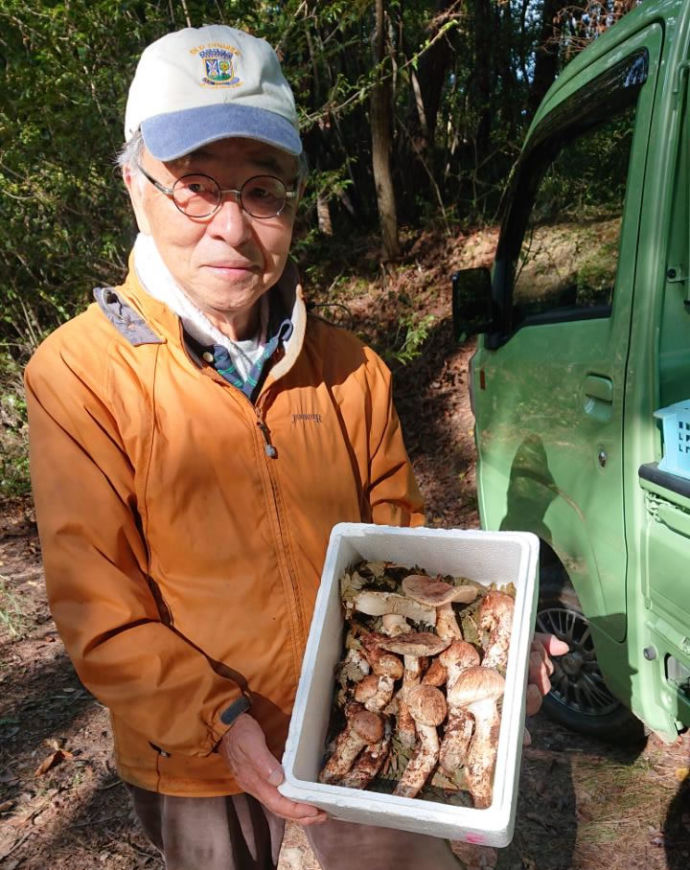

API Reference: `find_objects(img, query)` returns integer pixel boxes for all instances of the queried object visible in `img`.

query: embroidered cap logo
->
[198,45,242,87]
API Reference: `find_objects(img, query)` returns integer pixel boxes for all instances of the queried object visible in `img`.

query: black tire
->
[536,589,645,743]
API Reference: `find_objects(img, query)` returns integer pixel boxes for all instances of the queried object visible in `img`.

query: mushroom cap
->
[449,665,505,707]
[402,574,478,606]
[350,708,385,743]
[354,674,382,705]
[361,634,405,679]
[421,658,448,687]
[478,590,514,627]
[352,589,436,624]
[439,640,481,671]
[377,631,451,658]
[407,684,448,727]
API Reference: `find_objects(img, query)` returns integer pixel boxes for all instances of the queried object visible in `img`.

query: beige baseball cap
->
[124,25,302,160]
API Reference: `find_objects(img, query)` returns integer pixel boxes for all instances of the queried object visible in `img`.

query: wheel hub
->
[560,650,584,678]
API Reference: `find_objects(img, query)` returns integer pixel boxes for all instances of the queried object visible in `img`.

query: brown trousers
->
[130,786,464,870]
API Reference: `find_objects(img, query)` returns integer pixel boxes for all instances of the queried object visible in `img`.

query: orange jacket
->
[25,259,424,797]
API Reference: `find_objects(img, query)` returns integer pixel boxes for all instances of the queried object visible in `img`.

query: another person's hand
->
[525,631,569,718]
[219,713,327,825]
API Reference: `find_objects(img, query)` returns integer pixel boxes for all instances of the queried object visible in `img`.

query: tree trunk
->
[472,0,493,160]
[529,0,571,115]
[370,0,400,261]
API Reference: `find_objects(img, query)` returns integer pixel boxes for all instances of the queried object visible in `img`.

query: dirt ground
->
[2,227,690,868]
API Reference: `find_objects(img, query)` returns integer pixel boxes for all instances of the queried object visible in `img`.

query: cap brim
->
[141,103,302,161]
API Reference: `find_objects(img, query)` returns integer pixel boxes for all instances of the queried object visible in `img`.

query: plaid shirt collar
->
[185,287,294,401]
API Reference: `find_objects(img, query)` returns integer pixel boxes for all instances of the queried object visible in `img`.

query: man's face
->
[126,137,299,335]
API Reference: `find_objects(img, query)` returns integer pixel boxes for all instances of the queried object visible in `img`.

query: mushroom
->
[450,665,506,808]
[381,613,410,637]
[437,641,481,776]
[339,718,392,789]
[393,684,447,798]
[319,702,385,784]
[349,589,436,626]
[360,633,405,679]
[355,634,404,712]
[421,658,448,687]
[377,632,450,747]
[478,590,514,672]
[402,574,478,640]
[354,673,396,712]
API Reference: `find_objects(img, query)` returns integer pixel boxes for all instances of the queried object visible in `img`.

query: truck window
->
[496,50,648,334]
[513,108,635,324]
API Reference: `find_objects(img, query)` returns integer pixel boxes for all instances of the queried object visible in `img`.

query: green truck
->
[453,0,690,742]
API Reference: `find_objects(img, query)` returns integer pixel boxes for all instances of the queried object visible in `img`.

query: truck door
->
[472,28,661,643]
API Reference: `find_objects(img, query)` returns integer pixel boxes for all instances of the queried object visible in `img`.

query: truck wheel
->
[536,591,645,743]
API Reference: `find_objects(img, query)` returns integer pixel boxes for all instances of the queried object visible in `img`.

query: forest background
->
[0,0,641,495]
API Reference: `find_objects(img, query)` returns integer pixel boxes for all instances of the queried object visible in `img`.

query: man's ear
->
[122,165,152,235]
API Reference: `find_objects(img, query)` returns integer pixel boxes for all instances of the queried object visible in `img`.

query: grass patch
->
[0,345,31,498]
[0,574,30,639]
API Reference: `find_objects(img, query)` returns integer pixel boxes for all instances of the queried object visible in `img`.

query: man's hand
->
[525,632,569,717]
[218,713,327,825]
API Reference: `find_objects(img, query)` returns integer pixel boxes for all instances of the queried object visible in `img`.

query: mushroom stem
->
[479,591,514,673]
[439,708,475,777]
[465,697,501,808]
[394,685,447,798]
[438,641,481,775]
[449,666,506,808]
[339,720,392,789]
[377,632,450,748]
[319,703,385,784]
[396,655,423,748]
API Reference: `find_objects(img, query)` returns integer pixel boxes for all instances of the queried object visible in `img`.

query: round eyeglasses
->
[136,162,298,220]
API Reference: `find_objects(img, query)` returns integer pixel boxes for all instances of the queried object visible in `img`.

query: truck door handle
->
[583,375,613,421]
[584,375,614,403]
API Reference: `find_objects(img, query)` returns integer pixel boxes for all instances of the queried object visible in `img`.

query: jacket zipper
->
[191,343,308,662]
[256,406,278,458]
[254,394,307,658]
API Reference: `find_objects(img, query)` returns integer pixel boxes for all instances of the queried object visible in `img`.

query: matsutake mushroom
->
[377,632,450,747]
[478,591,514,672]
[349,589,436,627]
[421,658,448,687]
[402,574,478,640]
[438,640,481,776]
[393,684,447,798]
[319,702,385,784]
[357,634,404,712]
[339,718,392,790]
[451,665,505,808]
[381,613,410,637]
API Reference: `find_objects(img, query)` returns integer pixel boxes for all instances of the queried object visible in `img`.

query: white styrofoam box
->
[279,523,540,848]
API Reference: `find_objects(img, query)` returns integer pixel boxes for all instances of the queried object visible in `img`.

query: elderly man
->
[25,23,563,870]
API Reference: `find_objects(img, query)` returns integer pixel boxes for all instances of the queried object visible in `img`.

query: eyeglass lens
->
[172,175,287,218]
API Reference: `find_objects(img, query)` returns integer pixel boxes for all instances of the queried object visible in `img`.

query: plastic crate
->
[654,400,690,478]
[279,523,539,848]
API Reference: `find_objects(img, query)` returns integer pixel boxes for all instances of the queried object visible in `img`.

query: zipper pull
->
[256,418,278,458]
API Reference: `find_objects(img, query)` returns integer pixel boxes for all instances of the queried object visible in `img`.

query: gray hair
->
[116,129,145,173]
[117,129,309,189]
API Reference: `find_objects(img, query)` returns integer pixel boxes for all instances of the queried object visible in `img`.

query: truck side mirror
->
[451,267,496,341]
